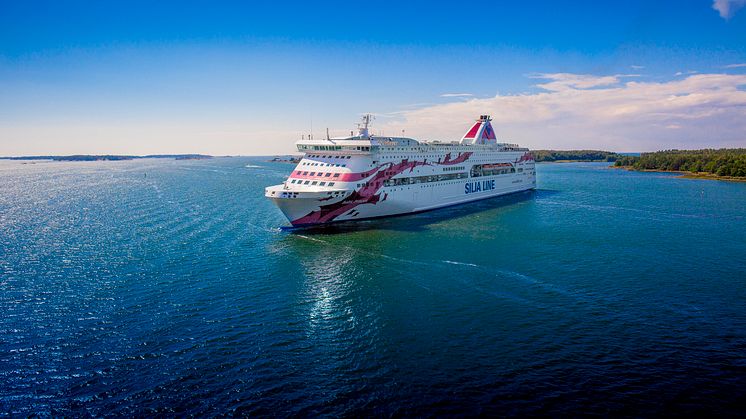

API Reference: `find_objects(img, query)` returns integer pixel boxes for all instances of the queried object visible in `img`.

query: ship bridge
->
[296,114,422,153]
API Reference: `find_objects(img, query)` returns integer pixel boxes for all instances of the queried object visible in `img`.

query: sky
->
[1,0,745,155]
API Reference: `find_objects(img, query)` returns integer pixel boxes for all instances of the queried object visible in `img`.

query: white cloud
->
[440,93,474,97]
[527,73,639,92]
[630,65,645,70]
[712,0,746,19]
[378,73,746,151]
[724,63,746,68]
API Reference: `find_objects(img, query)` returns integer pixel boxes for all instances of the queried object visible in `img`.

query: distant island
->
[1,154,212,161]
[615,149,746,180]
[533,150,624,162]
[268,155,302,163]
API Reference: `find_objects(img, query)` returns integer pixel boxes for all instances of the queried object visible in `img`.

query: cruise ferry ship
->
[266,115,536,226]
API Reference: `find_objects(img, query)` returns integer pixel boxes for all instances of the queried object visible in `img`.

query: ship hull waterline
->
[275,187,536,229]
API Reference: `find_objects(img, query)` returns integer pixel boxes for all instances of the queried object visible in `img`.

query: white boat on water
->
[266,115,536,226]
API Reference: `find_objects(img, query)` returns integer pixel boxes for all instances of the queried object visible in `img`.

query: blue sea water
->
[1,158,745,416]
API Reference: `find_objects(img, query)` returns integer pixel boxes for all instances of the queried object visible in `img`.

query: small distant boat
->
[265,115,536,226]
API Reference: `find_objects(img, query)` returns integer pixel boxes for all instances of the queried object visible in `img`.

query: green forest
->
[533,150,622,162]
[614,149,746,177]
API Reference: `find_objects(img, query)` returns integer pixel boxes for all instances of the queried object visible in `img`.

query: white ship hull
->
[266,115,536,227]
[268,166,535,226]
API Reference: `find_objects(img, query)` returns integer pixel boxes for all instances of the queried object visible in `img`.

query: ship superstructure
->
[265,115,536,226]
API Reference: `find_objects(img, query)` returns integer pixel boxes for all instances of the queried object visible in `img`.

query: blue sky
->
[1,0,745,154]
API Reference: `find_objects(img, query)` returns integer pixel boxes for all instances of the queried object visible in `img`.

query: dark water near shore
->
[2,158,746,416]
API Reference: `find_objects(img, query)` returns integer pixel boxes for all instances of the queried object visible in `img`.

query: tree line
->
[532,150,622,162]
[614,149,746,177]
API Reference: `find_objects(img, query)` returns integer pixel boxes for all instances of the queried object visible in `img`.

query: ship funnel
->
[460,115,497,145]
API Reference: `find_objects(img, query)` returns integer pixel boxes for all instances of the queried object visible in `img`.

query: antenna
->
[326,127,330,140]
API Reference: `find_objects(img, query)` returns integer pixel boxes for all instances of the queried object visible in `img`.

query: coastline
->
[614,166,746,182]
[0,154,212,162]
[537,159,610,163]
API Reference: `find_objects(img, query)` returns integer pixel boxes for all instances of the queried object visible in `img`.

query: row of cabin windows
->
[294,171,341,178]
[443,166,465,172]
[289,179,336,187]
[301,161,347,167]
[471,166,516,177]
[382,172,468,187]
[380,155,512,162]
[379,166,521,188]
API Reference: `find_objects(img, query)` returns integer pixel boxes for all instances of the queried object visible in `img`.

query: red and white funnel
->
[460,115,497,145]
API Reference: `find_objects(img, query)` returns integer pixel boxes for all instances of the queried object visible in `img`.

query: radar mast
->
[357,114,374,138]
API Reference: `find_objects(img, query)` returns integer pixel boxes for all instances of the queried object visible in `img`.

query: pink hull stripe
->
[290,166,380,182]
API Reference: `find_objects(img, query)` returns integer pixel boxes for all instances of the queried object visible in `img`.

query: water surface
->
[1,159,745,415]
